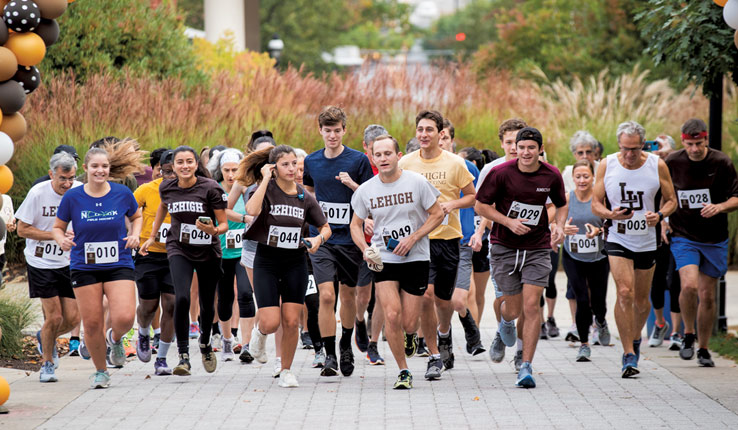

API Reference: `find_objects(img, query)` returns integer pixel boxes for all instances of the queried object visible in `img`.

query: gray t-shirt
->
[351,170,440,263]
[476,156,509,192]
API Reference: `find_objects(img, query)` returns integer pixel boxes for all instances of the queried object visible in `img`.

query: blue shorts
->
[670,237,728,279]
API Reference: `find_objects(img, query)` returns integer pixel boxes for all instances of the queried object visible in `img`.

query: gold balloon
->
[0,165,13,194]
[734,29,738,49]
[5,32,46,66]
[715,0,729,6]
[35,0,68,20]
[0,47,17,81]
[0,112,26,142]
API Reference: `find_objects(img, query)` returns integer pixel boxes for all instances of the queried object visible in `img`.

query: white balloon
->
[725,0,738,30]
[0,132,13,165]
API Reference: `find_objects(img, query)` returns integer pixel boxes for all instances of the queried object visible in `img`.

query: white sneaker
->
[221,337,235,362]
[273,357,282,377]
[250,327,268,363]
[211,333,222,351]
[278,369,299,388]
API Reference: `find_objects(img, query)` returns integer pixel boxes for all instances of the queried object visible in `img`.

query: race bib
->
[320,201,350,225]
[380,224,413,248]
[305,274,318,296]
[569,234,598,253]
[617,214,648,236]
[84,241,119,264]
[156,223,171,243]
[507,201,543,226]
[226,229,244,249]
[268,226,301,249]
[678,189,711,210]
[180,223,211,245]
[34,240,69,262]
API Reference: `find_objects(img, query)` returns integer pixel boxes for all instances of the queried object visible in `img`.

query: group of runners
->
[14,107,738,390]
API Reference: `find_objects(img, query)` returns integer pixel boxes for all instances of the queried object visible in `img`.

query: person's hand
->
[393,235,418,257]
[701,203,722,219]
[196,220,218,236]
[550,224,564,248]
[505,218,531,235]
[5,217,15,233]
[123,235,140,249]
[364,218,374,236]
[584,223,599,239]
[563,217,579,235]
[139,237,155,256]
[335,172,358,189]
[610,207,633,220]
[660,220,671,244]
[468,233,483,252]
[58,235,76,252]
[260,163,275,180]
[644,211,660,227]
[65,229,74,239]
[439,201,455,215]
[305,236,321,254]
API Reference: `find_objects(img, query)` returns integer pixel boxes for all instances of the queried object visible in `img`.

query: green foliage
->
[0,293,35,358]
[41,0,203,83]
[709,332,738,364]
[424,0,511,54]
[636,0,738,98]
[177,0,204,29]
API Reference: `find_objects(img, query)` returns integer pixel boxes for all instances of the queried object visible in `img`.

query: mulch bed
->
[0,336,71,372]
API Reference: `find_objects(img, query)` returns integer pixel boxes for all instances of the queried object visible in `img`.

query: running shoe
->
[669,333,683,351]
[633,338,642,363]
[301,331,314,350]
[425,356,443,380]
[539,323,548,340]
[154,357,172,375]
[621,353,639,378]
[648,321,670,347]
[106,347,121,369]
[516,362,536,388]
[233,343,242,354]
[239,345,254,364]
[595,320,610,346]
[250,327,268,364]
[591,325,600,346]
[173,353,191,376]
[35,330,59,368]
[367,343,385,365]
[355,319,369,353]
[489,332,505,363]
[320,354,338,376]
[697,348,715,367]
[416,340,430,357]
[200,342,217,373]
[499,320,517,347]
[211,333,222,352]
[404,332,418,358]
[39,361,57,383]
[79,338,91,360]
[546,317,560,338]
[278,369,299,388]
[68,339,80,357]
[393,369,412,389]
[339,346,355,376]
[221,337,235,362]
[576,344,591,362]
[438,331,454,370]
[680,333,696,360]
[513,350,523,372]
[152,333,161,352]
[458,310,483,355]
[106,328,127,367]
[189,322,200,339]
[137,332,152,363]
[90,370,110,389]
[273,357,282,378]
[313,349,326,368]
[122,335,136,358]
[565,325,580,342]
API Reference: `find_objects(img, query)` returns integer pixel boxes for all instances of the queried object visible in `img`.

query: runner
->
[52,147,143,389]
[16,152,82,382]
[240,145,331,387]
[561,160,610,362]
[140,146,228,377]
[302,106,374,376]
[350,134,443,388]
[132,149,176,375]
[665,118,738,367]
[398,110,476,379]
[592,120,677,378]
[475,126,567,388]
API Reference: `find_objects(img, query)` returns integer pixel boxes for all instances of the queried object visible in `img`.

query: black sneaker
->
[393,369,412,389]
[173,353,191,376]
[320,354,339,376]
[404,332,418,358]
[300,332,314,350]
[438,331,454,370]
[339,346,355,376]
[239,345,254,363]
[355,319,369,353]
[539,323,549,340]
[416,338,430,357]
[546,317,560,338]
[680,333,696,360]
[425,356,443,380]
[458,309,483,355]
[697,348,715,367]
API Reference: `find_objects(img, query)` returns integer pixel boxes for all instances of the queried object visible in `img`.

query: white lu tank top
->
[604,152,660,252]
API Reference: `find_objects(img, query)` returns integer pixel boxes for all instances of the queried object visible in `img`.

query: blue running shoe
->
[499,320,517,348]
[621,353,639,378]
[68,339,80,357]
[516,362,536,388]
[39,361,57,383]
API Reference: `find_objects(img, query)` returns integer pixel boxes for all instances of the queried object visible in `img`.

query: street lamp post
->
[268,34,284,67]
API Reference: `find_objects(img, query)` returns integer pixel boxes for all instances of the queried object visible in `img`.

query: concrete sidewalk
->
[0,272,737,429]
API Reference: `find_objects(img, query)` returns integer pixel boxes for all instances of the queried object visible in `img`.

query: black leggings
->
[220,258,255,320]
[651,243,681,313]
[562,250,609,344]
[540,250,559,307]
[305,290,321,347]
[253,243,308,307]
[169,255,222,353]
[236,262,255,318]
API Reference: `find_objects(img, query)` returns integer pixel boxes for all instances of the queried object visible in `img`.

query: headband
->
[219,150,241,167]
[681,131,707,140]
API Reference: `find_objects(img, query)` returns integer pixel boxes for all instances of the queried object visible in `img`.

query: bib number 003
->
[617,214,648,236]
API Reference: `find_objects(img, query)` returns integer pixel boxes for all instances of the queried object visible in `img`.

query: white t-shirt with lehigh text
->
[15,180,82,269]
[351,170,440,264]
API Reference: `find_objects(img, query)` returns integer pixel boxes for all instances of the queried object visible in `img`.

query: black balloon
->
[34,18,57,46]
[12,65,40,94]
[0,80,26,115]
[3,0,41,33]
[0,19,8,45]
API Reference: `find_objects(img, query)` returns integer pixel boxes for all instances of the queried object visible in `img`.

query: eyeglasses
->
[575,150,593,156]
[55,176,76,183]
[161,169,175,176]
[619,146,642,153]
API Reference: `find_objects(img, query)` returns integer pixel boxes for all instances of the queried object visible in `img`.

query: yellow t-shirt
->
[398,150,474,240]
[134,177,171,254]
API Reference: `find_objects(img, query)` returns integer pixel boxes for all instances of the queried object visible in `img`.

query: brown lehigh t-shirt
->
[159,176,227,261]
[245,179,327,250]
[476,159,566,250]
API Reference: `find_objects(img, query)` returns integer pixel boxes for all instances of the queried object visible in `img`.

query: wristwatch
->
[658,211,664,221]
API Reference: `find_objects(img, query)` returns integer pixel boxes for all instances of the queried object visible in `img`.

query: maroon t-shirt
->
[245,179,327,249]
[476,159,566,250]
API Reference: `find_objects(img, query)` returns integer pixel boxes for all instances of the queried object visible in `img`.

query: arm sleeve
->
[56,192,72,223]
[125,189,139,217]
[357,156,374,185]
[133,184,147,208]
[306,193,328,227]
[723,157,738,199]
[209,181,228,210]
[351,187,368,219]
[550,171,567,208]
[302,158,315,188]
[455,161,475,191]
[420,178,442,211]
[14,190,36,225]
[476,169,499,205]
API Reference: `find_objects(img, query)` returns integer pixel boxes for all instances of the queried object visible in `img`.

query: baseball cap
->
[515,127,543,147]
[53,145,79,160]
[159,150,174,166]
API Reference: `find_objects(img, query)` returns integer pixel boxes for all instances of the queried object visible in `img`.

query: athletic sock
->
[70,336,80,342]
[153,328,161,335]
[323,336,337,357]
[438,329,450,337]
[139,325,151,336]
[431,353,441,360]
[517,338,523,350]
[369,341,377,348]
[340,326,353,350]
[157,341,171,358]
[231,328,238,338]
